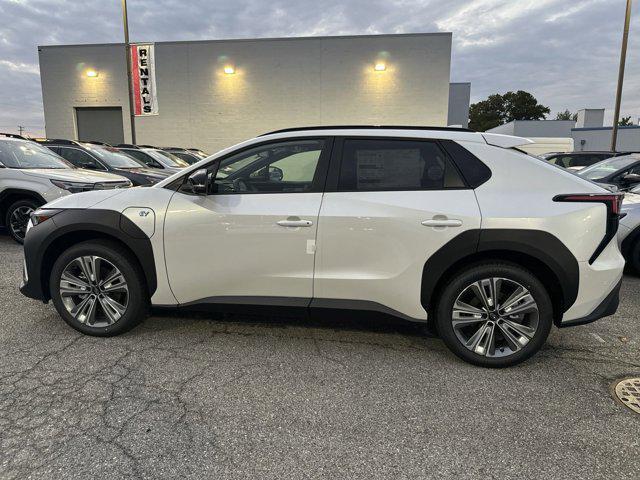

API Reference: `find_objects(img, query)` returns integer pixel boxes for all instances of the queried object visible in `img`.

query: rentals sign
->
[130,43,158,116]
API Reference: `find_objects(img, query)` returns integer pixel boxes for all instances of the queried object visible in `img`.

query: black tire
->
[5,199,39,244]
[435,261,553,368]
[49,239,149,336]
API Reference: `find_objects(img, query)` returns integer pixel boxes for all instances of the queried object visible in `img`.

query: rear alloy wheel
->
[6,199,38,244]
[436,263,553,367]
[50,240,148,336]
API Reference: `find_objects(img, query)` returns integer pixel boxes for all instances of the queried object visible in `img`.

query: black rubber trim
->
[20,209,157,302]
[163,296,427,323]
[309,298,426,323]
[558,278,621,328]
[421,229,580,313]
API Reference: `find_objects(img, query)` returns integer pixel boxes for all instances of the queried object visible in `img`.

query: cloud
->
[0,0,638,135]
[0,60,39,74]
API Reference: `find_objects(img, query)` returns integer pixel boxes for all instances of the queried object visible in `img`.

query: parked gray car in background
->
[618,186,640,273]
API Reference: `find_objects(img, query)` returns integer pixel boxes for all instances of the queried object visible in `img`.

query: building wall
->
[486,121,515,135]
[38,44,133,142]
[572,126,640,152]
[39,33,452,153]
[447,82,470,127]
[487,120,575,137]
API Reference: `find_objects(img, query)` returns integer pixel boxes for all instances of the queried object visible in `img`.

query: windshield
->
[85,145,145,169]
[155,150,189,167]
[170,151,199,165]
[577,155,638,180]
[0,140,71,169]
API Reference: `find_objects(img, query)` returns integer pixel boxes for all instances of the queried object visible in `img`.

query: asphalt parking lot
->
[0,234,639,479]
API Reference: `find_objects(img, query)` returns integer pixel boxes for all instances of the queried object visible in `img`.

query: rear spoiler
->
[482,133,534,149]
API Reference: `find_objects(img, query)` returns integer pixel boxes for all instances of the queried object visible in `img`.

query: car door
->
[313,137,482,320]
[163,137,331,305]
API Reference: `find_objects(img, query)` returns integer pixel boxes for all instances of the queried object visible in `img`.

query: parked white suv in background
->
[0,135,132,243]
[20,127,625,367]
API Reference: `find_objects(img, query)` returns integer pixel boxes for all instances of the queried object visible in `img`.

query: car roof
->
[257,126,483,143]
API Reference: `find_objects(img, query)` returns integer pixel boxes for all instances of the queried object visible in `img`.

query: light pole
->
[122,0,137,144]
[611,0,633,151]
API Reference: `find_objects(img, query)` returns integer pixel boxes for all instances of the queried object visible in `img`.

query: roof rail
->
[163,146,186,150]
[85,140,111,146]
[115,144,140,149]
[260,125,474,136]
[138,144,157,149]
[32,138,77,145]
[0,132,27,139]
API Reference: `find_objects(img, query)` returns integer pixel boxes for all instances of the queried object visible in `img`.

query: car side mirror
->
[187,169,209,194]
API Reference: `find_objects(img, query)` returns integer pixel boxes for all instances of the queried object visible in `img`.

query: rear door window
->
[57,147,105,170]
[338,138,465,191]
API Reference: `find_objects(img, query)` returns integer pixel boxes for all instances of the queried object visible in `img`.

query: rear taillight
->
[553,193,624,264]
[554,193,623,215]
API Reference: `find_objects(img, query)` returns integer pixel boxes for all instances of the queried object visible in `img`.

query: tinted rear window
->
[338,139,465,191]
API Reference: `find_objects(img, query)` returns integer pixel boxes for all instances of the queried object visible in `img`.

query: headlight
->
[50,179,93,193]
[94,180,133,189]
[30,209,62,226]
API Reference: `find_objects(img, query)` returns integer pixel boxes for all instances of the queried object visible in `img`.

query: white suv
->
[20,127,625,367]
[0,136,132,243]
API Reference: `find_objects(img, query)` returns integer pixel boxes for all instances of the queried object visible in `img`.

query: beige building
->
[38,33,463,153]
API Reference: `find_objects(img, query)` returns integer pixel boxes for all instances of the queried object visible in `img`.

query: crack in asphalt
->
[1,238,639,479]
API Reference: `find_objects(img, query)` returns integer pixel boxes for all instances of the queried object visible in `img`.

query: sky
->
[0,0,638,137]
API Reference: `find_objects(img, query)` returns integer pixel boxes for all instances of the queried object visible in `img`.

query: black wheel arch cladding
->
[0,189,45,225]
[21,209,157,302]
[421,229,580,316]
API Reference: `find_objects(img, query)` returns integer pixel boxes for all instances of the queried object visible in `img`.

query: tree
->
[555,109,574,120]
[618,116,633,126]
[469,90,550,131]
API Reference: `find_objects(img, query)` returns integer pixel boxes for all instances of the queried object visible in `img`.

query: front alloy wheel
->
[452,278,539,358]
[59,255,129,327]
[50,240,148,336]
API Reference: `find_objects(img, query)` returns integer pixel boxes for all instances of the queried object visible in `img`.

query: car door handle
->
[277,219,313,227]
[421,219,463,228]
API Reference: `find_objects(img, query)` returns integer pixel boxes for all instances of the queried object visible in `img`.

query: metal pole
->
[122,0,137,144]
[611,0,632,151]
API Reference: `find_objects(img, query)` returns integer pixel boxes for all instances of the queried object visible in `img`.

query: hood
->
[622,192,640,207]
[21,168,129,183]
[593,182,619,193]
[43,188,131,210]
[114,167,171,178]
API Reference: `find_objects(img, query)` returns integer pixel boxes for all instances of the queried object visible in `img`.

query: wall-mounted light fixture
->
[86,69,99,78]
[374,63,386,72]
[223,66,235,75]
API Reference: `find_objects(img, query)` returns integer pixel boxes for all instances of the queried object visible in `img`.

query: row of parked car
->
[0,133,208,243]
